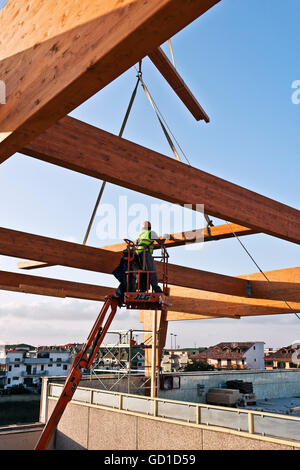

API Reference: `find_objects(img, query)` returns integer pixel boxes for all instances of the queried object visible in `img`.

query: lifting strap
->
[138,73,181,162]
[82,75,140,245]
[83,56,213,244]
[168,39,176,68]
[137,62,214,236]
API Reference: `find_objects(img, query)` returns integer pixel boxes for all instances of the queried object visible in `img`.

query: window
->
[14,364,20,368]
[13,377,19,381]
[48,364,53,367]
[8,366,12,371]
[57,363,61,367]
[15,358,20,362]
[63,365,68,370]
[160,375,181,391]
[41,365,44,371]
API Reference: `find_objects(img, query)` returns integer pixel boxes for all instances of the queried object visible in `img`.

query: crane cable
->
[225,221,300,321]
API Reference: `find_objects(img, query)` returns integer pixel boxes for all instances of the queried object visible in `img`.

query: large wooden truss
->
[0,0,299,380]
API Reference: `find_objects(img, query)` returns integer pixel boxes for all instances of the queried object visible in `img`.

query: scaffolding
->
[88,329,157,395]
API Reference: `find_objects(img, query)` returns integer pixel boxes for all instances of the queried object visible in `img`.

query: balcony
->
[21,371,49,377]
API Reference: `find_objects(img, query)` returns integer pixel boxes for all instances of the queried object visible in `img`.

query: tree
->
[181,360,214,372]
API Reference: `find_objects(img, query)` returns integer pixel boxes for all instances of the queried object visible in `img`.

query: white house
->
[198,342,265,370]
[4,347,72,389]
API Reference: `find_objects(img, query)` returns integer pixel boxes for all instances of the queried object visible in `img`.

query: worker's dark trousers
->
[139,251,162,293]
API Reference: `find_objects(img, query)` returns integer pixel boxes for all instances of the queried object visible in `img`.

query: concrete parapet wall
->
[48,399,299,451]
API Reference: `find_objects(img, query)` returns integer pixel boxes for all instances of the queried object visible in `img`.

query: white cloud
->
[0,294,299,350]
[0,298,140,346]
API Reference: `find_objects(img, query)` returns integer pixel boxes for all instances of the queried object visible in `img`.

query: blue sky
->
[0,0,299,348]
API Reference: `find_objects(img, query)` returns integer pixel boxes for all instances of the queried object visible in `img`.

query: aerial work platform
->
[122,238,170,310]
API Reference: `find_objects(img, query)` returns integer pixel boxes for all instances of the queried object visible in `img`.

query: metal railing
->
[48,383,300,444]
[21,371,49,377]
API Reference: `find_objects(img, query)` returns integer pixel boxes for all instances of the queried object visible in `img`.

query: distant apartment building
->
[161,348,206,372]
[198,342,265,370]
[265,346,300,370]
[0,345,72,389]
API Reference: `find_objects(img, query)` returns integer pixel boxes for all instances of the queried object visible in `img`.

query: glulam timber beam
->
[151,298,297,320]
[3,227,299,301]
[1,227,121,274]
[148,46,209,122]
[102,223,257,251]
[1,226,248,297]
[22,116,300,245]
[165,307,293,321]
[0,270,220,317]
[0,0,220,161]
[239,267,300,302]
[1,270,297,320]
[170,267,300,303]
[0,270,115,301]
[0,271,256,317]
[18,222,257,270]
[169,283,300,316]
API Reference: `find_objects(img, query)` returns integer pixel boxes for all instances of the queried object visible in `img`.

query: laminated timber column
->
[141,309,168,397]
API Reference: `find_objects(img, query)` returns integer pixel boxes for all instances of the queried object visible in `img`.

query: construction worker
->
[136,221,162,293]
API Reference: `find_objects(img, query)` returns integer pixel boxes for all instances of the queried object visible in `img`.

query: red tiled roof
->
[265,346,297,361]
[198,342,255,360]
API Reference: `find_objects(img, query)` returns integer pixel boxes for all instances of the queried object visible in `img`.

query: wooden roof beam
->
[22,116,300,245]
[169,278,300,312]
[165,309,291,321]
[102,223,257,251]
[0,0,220,161]
[2,227,298,301]
[239,267,300,302]
[0,270,294,320]
[148,46,210,122]
[0,270,115,301]
[17,222,257,270]
[1,226,248,297]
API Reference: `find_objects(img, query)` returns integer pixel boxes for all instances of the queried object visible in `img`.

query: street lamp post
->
[170,333,174,372]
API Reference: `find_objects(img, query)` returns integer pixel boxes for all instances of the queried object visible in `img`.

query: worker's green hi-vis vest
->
[136,229,155,254]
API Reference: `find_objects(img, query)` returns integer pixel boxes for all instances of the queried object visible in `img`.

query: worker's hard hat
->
[142,221,151,229]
